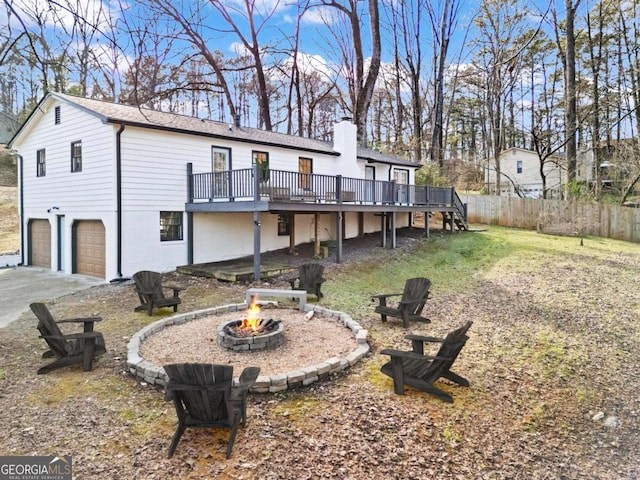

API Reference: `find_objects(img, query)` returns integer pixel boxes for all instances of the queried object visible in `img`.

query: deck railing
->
[187,165,466,219]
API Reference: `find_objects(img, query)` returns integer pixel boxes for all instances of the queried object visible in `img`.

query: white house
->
[485,147,564,199]
[9,92,466,281]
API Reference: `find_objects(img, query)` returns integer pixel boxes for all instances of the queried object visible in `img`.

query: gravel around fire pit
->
[138,307,357,376]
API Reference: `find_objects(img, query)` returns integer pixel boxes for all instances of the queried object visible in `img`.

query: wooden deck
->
[177,258,296,282]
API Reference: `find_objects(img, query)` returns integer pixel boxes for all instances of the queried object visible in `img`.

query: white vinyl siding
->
[20,103,114,214]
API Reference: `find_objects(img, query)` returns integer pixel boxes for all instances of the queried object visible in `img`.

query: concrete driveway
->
[0,267,102,328]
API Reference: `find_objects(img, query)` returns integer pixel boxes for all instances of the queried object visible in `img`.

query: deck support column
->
[391,211,397,248]
[381,213,387,248]
[336,211,343,263]
[289,213,296,254]
[313,213,320,257]
[425,211,430,238]
[253,212,261,281]
[252,164,261,281]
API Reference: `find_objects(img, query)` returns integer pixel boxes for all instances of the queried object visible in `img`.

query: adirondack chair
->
[380,321,473,403]
[30,302,106,374]
[133,270,184,316]
[229,366,261,427]
[372,277,432,328]
[163,363,260,459]
[288,263,326,299]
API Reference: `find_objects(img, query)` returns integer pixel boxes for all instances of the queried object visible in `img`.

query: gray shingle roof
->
[52,92,338,155]
[357,147,420,168]
[13,92,421,169]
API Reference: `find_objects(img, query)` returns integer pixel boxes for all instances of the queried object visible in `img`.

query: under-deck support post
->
[381,213,387,248]
[186,163,194,265]
[313,213,320,257]
[336,211,343,263]
[253,164,261,281]
[391,211,397,248]
[425,211,430,238]
[289,213,296,254]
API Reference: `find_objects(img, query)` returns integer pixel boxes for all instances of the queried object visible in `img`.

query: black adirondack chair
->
[30,302,106,374]
[372,277,432,328]
[289,263,326,299]
[380,321,473,403]
[164,363,260,459]
[230,366,261,427]
[133,270,184,316]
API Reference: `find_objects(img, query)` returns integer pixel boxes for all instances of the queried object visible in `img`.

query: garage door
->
[73,220,105,278]
[29,219,51,268]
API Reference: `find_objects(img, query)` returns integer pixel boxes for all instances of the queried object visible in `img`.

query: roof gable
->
[33,92,338,156]
[10,92,420,169]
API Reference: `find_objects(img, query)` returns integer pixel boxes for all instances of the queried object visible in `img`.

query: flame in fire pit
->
[241,295,262,332]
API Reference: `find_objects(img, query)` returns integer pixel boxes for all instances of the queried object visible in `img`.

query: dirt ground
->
[0,186,19,253]
[1,228,639,479]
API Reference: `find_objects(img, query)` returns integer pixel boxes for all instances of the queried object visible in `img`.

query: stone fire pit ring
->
[217,319,285,352]
[127,302,369,393]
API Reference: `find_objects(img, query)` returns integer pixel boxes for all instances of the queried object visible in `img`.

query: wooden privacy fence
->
[461,194,640,243]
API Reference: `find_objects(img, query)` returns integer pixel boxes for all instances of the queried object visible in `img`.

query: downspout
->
[17,154,24,265]
[115,124,125,279]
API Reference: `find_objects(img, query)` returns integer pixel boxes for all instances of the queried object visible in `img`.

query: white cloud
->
[7,0,117,31]
[229,41,251,57]
[301,6,335,25]
[90,41,132,74]
[225,0,288,16]
[296,52,331,76]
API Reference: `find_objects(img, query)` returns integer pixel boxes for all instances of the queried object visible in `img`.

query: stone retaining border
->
[126,303,369,393]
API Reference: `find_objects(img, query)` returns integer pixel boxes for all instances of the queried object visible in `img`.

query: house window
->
[277,213,290,236]
[516,160,523,174]
[36,149,46,177]
[253,151,269,183]
[299,157,312,190]
[54,106,61,125]
[71,141,82,172]
[160,211,183,241]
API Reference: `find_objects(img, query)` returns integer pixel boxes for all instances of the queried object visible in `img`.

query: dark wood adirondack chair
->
[380,321,473,403]
[30,302,106,374]
[133,270,184,316]
[372,277,432,328]
[229,366,261,427]
[288,263,326,299]
[163,363,260,459]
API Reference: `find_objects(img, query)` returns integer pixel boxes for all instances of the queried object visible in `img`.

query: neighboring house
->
[9,92,466,281]
[576,142,634,191]
[485,147,564,199]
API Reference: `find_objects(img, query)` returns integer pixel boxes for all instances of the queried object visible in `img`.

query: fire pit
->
[217,296,284,352]
[128,297,370,393]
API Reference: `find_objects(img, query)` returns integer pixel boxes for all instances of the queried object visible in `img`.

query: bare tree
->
[318,0,381,144]
[473,0,530,195]
[427,0,463,168]
[559,0,583,187]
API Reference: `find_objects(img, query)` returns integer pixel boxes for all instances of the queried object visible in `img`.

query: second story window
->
[71,141,82,172]
[36,149,46,177]
[299,157,312,190]
[516,160,523,174]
